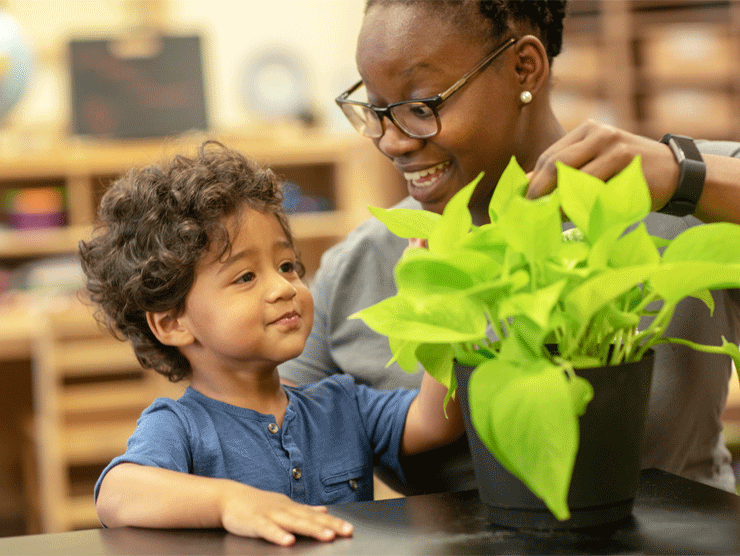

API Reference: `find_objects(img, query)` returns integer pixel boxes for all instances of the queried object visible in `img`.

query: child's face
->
[178,208,313,374]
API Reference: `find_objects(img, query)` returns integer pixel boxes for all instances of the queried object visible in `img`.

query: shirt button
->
[292,467,302,480]
[349,479,358,490]
[267,423,279,434]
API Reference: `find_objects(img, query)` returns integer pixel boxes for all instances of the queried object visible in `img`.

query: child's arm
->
[401,371,465,456]
[96,463,353,546]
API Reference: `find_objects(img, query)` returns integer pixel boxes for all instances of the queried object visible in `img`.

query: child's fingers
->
[275,506,354,541]
[223,515,296,546]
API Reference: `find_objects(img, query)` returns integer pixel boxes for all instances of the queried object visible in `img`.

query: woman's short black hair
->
[365,0,567,63]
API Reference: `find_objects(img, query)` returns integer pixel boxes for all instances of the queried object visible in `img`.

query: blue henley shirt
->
[95,374,417,506]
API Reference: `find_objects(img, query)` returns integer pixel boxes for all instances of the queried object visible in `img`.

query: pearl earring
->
[520,91,533,104]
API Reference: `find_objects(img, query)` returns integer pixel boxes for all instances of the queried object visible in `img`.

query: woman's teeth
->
[404,162,450,187]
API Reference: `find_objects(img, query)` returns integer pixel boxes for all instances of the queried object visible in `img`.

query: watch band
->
[658,133,706,217]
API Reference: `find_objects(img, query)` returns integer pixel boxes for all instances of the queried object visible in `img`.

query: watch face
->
[241,48,310,120]
[671,136,703,161]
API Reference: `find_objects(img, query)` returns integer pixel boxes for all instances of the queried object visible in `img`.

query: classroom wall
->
[1,0,365,136]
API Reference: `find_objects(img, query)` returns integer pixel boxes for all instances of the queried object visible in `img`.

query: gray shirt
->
[281,142,740,493]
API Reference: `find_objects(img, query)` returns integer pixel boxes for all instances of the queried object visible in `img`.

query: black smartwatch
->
[658,133,706,217]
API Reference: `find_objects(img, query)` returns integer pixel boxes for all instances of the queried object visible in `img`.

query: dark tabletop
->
[2,469,738,555]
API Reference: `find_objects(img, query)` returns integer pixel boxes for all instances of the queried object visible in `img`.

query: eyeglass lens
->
[340,101,438,139]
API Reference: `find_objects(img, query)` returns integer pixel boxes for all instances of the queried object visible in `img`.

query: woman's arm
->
[96,463,353,546]
[525,120,740,225]
[694,153,740,224]
[401,371,465,456]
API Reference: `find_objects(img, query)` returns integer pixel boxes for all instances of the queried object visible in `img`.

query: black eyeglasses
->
[335,37,517,140]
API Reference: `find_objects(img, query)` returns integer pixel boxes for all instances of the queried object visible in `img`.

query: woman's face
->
[356,3,523,215]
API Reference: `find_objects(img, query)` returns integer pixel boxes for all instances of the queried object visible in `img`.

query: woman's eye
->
[236,272,255,283]
[407,103,434,119]
[279,261,295,273]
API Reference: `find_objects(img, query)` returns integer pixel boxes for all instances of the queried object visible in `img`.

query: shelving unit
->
[0,130,404,281]
[552,0,740,140]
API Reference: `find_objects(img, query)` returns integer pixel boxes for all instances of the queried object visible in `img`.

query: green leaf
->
[416,344,457,414]
[689,289,715,315]
[498,193,562,264]
[453,344,495,367]
[569,375,594,416]
[565,265,653,330]
[428,173,483,253]
[557,162,605,238]
[588,156,651,243]
[350,294,488,343]
[395,248,502,296]
[648,262,740,304]
[662,222,740,264]
[498,280,567,328]
[599,299,641,331]
[387,337,421,373]
[367,206,441,239]
[469,358,578,520]
[609,223,661,267]
[489,157,529,221]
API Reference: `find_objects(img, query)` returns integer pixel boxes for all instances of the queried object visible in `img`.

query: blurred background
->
[0,0,738,538]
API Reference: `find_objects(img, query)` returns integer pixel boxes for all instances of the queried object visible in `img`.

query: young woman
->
[280,0,740,494]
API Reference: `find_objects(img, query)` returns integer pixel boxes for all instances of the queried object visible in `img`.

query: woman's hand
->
[525,120,678,212]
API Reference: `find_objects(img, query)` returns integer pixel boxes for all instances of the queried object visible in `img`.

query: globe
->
[0,11,33,122]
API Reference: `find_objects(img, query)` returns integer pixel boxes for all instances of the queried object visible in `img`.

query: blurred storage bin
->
[553,37,602,85]
[645,89,734,138]
[641,25,732,81]
[2,187,66,231]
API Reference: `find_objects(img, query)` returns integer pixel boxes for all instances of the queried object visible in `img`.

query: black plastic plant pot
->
[454,349,654,530]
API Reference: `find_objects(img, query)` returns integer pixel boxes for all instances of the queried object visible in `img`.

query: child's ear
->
[146,310,194,347]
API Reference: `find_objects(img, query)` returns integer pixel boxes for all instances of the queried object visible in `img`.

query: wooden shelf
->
[554,0,740,139]
[0,131,404,277]
[0,210,351,261]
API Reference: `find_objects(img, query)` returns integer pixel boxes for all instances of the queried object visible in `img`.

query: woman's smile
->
[403,161,451,188]
[403,161,454,207]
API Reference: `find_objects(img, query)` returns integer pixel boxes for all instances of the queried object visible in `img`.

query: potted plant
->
[353,156,740,528]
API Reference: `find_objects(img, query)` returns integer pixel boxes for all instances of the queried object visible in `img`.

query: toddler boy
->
[79,141,463,546]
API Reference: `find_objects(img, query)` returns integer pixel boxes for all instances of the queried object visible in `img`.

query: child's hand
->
[220,486,354,546]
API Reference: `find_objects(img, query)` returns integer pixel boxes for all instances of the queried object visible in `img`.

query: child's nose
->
[267,272,297,301]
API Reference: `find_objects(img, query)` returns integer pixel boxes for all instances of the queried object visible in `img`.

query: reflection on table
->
[1,469,738,555]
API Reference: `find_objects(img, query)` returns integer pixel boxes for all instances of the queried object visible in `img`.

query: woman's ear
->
[146,310,194,347]
[513,35,549,97]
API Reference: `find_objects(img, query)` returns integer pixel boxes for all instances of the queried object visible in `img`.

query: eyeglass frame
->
[335,36,518,140]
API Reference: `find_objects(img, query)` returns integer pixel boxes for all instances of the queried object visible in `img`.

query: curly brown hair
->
[79,140,302,382]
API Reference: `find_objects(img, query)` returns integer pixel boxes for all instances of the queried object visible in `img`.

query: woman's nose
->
[375,119,424,159]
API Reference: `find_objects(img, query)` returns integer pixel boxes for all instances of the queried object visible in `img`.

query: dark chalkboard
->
[70,34,208,138]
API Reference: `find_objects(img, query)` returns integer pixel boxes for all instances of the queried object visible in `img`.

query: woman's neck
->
[470,107,566,226]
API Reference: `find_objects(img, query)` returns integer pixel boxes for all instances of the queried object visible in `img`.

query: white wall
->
[1,0,365,136]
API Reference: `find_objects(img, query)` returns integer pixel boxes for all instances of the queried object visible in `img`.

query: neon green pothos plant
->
[352,156,740,521]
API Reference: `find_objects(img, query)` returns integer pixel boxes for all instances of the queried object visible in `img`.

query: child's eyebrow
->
[218,240,295,272]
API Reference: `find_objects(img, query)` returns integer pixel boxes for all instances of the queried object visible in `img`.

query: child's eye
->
[236,272,255,284]
[279,261,295,273]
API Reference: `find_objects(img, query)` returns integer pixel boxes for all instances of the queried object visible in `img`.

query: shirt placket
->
[272,406,305,502]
